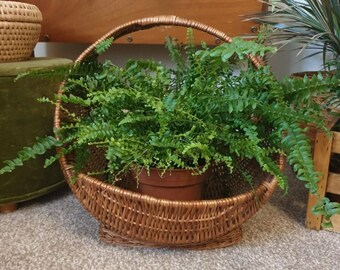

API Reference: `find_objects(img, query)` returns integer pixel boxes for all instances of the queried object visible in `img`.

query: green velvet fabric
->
[0,57,73,205]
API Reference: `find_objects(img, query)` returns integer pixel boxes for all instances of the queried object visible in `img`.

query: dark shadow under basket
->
[54,16,283,249]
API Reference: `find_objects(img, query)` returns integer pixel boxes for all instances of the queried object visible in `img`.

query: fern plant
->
[1,30,340,223]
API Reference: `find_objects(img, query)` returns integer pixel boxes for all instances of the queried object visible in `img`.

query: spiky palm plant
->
[248,0,340,71]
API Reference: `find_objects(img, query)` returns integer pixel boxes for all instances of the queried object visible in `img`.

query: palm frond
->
[246,0,340,66]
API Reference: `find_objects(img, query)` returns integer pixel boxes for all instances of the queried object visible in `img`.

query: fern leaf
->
[165,36,186,72]
[58,93,91,106]
[185,28,196,57]
[95,37,114,55]
[0,136,61,174]
[15,65,72,82]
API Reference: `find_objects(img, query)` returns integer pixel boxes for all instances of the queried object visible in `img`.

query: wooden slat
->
[326,173,340,195]
[14,0,263,44]
[331,131,340,154]
[306,132,333,230]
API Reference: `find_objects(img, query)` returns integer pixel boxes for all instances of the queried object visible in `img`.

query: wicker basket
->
[54,16,284,250]
[0,1,42,62]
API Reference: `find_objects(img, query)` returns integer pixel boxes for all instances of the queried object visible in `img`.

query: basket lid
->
[0,1,42,23]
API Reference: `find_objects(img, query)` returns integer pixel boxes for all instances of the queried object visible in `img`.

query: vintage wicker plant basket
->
[54,16,284,250]
[0,1,42,62]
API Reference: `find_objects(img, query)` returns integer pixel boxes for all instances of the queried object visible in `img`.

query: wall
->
[268,43,324,78]
[34,42,324,78]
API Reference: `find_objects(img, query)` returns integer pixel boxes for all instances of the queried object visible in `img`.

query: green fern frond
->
[118,114,156,126]
[313,197,340,228]
[0,136,61,174]
[185,28,196,57]
[58,93,91,107]
[279,73,340,104]
[280,122,319,194]
[258,153,288,192]
[165,36,186,72]
[95,37,114,55]
[15,64,72,82]
[37,97,54,104]
[201,37,276,62]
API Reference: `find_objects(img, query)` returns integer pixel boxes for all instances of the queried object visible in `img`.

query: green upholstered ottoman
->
[0,58,72,212]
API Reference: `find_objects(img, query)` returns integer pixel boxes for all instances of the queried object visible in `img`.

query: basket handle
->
[76,15,263,68]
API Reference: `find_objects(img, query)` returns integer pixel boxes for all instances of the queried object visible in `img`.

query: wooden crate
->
[306,128,340,232]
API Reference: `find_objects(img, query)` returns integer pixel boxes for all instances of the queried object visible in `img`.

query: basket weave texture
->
[55,16,282,249]
[0,1,42,62]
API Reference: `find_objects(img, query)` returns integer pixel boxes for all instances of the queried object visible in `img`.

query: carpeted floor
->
[1,166,339,270]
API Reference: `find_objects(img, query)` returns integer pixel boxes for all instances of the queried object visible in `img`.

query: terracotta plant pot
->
[130,167,210,201]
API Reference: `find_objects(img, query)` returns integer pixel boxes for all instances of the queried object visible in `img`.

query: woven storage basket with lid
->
[0,1,42,62]
[55,16,284,250]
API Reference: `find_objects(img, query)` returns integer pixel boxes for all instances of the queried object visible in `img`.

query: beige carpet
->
[1,166,340,270]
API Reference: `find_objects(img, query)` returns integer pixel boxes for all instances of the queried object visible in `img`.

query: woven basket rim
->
[83,172,278,205]
[0,1,42,23]
[65,155,282,206]
[75,15,264,67]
